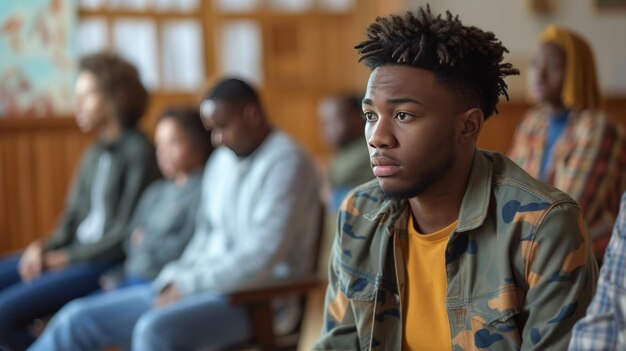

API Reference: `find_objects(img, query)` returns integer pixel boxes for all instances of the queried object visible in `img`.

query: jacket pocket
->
[336,262,379,350]
[463,292,523,350]
[337,261,378,301]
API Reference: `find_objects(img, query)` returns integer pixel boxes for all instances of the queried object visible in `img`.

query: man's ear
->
[242,102,260,126]
[459,108,484,144]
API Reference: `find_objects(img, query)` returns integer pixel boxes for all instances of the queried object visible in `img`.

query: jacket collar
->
[456,149,492,232]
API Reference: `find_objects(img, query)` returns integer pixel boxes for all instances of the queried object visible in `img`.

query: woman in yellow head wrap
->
[509,25,626,263]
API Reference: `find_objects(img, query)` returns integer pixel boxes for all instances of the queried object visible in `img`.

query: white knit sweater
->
[154,130,320,297]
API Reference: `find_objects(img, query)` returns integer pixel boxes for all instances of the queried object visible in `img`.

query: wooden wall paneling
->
[477,102,528,153]
[13,134,36,250]
[32,128,88,241]
[255,11,371,163]
[140,92,202,136]
[32,131,59,241]
[263,15,335,89]
[0,119,92,254]
[317,16,362,91]
[0,135,17,254]
[4,131,20,245]
[263,90,328,160]
[200,0,217,80]
[605,97,626,126]
[265,19,303,86]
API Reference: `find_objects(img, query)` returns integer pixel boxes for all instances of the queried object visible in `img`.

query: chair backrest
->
[224,201,327,351]
[310,202,326,275]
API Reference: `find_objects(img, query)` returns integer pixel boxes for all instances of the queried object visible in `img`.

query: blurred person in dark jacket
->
[0,52,160,350]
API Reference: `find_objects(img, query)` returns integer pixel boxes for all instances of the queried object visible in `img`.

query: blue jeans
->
[28,284,251,351]
[0,254,112,350]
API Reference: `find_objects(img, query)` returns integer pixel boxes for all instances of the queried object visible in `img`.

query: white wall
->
[405,0,626,98]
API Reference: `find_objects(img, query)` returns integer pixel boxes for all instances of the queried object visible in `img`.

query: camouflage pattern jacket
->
[314,150,598,351]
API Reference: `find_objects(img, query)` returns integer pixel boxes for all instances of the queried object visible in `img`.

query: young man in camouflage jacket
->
[314,6,598,351]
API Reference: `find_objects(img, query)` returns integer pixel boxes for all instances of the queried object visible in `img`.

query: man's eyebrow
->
[361,97,424,106]
[388,98,424,106]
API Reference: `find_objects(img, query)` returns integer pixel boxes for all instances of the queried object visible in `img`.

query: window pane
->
[79,0,106,9]
[77,18,108,56]
[108,0,150,10]
[269,0,313,12]
[319,0,354,12]
[219,21,263,84]
[154,0,199,12]
[161,20,204,91]
[216,0,260,12]
[112,19,159,89]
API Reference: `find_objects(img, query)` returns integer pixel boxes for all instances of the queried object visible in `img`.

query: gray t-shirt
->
[122,170,203,280]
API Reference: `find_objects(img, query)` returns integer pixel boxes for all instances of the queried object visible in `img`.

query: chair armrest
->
[227,275,323,305]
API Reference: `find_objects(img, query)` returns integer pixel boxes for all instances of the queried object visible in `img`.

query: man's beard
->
[380,146,456,200]
[381,173,438,199]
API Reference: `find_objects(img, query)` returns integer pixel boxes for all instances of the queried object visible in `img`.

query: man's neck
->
[408,151,474,234]
[408,190,463,234]
[244,126,271,158]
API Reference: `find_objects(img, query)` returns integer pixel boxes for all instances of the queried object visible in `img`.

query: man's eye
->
[363,112,377,121]
[396,112,410,121]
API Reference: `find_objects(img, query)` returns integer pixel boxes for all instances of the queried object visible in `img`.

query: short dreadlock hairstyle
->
[355,5,519,119]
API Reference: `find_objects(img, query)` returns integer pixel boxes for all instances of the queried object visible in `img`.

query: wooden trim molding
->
[0,117,77,131]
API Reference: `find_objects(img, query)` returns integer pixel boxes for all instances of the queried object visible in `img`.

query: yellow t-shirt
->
[401,215,458,351]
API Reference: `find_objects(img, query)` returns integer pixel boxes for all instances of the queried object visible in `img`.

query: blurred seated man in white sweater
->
[28,78,321,351]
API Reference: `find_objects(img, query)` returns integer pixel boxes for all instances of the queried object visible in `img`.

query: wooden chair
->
[225,205,326,351]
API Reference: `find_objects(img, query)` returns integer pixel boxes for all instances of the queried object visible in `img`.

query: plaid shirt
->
[569,193,626,351]
[509,108,626,262]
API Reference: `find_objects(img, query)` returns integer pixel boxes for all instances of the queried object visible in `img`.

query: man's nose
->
[367,118,397,149]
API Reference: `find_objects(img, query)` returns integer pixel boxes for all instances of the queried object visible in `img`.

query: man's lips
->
[371,155,401,177]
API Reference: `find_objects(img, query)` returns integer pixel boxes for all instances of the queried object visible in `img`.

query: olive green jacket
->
[45,129,160,263]
[314,150,598,351]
